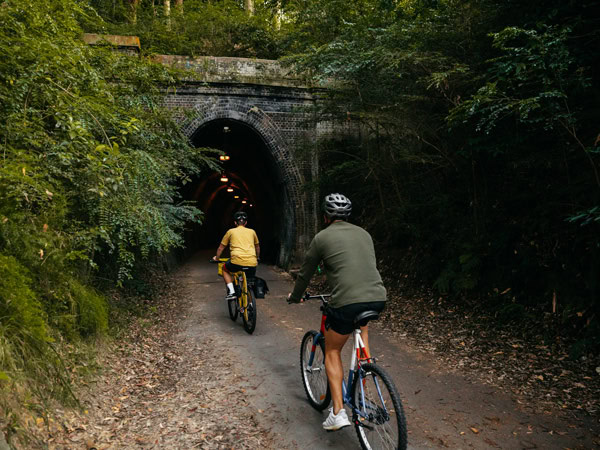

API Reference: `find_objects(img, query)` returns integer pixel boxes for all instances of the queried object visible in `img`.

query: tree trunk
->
[174,0,183,15]
[129,0,140,24]
[164,0,171,28]
[245,0,254,16]
[274,0,281,30]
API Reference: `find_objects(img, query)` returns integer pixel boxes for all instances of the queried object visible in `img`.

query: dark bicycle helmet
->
[323,193,352,219]
[233,211,248,222]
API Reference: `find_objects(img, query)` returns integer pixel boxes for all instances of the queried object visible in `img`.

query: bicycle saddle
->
[354,310,380,327]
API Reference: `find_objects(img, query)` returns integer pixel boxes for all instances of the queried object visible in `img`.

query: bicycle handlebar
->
[210,258,260,264]
[287,292,332,304]
[303,293,332,300]
[209,258,228,264]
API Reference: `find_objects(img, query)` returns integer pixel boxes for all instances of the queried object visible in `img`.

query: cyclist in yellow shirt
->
[212,211,260,300]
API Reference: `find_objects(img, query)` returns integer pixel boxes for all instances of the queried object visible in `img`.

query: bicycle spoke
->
[300,331,330,410]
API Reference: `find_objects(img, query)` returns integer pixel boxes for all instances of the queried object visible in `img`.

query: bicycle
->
[210,258,257,334]
[295,293,407,450]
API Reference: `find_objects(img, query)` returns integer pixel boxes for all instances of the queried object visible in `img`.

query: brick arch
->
[181,99,308,267]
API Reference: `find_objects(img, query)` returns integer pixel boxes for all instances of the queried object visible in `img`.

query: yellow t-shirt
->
[221,226,259,266]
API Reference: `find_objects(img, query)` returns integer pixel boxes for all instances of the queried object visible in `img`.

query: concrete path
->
[177,251,596,449]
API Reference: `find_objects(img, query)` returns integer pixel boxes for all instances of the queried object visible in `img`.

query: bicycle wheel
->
[352,363,407,450]
[242,287,257,334]
[227,296,238,321]
[226,280,239,321]
[300,331,331,411]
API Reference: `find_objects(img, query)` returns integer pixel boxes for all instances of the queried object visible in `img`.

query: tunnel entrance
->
[181,119,288,265]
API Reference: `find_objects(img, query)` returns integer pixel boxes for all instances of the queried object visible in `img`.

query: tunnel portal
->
[182,119,291,265]
[164,56,326,266]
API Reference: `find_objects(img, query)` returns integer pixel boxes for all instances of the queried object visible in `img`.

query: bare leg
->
[324,327,351,414]
[223,269,233,284]
[222,268,236,296]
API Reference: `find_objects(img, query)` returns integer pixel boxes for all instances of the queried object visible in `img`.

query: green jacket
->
[290,221,387,308]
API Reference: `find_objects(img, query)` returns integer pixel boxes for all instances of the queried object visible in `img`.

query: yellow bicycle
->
[211,258,257,334]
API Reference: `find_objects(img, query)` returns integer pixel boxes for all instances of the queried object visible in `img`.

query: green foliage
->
[0,255,48,345]
[449,25,589,134]
[0,0,216,425]
[88,0,281,58]
[567,206,600,227]
[0,0,213,283]
[433,250,482,294]
[70,280,108,337]
[285,0,600,351]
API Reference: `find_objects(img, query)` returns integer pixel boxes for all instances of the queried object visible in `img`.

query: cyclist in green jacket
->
[288,193,387,431]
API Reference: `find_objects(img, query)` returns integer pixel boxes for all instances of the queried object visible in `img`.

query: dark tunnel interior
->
[180,119,286,264]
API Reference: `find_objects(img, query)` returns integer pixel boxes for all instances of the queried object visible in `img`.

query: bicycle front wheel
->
[300,331,331,411]
[352,363,407,450]
[242,287,257,334]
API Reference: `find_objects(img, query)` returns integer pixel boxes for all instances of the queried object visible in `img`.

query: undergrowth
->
[0,262,171,448]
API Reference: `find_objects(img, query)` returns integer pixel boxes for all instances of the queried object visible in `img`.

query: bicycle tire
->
[352,362,407,450]
[242,286,257,334]
[300,331,331,411]
[227,296,238,321]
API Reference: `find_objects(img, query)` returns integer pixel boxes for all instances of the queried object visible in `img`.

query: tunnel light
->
[227,187,234,193]
[220,174,228,182]
[234,195,240,199]
[241,200,247,204]
[223,126,230,133]
[219,154,230,161]
[249,204,253,207]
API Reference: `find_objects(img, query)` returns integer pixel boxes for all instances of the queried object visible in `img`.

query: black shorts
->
[224,259,256,279]
[325,301,386,335]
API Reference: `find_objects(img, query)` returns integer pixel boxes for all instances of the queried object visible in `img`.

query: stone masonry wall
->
[165,80,319,266]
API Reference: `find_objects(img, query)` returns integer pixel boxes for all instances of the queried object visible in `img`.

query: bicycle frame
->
[235,271,249,314]
[217,258,250,314]
[307,295,387,423]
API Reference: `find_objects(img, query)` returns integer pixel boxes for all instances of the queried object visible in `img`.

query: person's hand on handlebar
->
[287,292,305,304]
[287,292,310,304]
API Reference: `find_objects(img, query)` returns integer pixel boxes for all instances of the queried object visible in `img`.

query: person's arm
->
[252,231,260,261]
[289,236,320,302]
[213,243,227,260]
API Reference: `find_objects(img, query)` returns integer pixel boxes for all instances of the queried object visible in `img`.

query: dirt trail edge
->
[48,251,597,449]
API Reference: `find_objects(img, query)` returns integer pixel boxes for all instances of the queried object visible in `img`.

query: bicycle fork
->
[348,331,389,429]
[306,332,325,374]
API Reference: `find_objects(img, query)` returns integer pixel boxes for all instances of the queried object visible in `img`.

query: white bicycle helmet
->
[323,193,352,219]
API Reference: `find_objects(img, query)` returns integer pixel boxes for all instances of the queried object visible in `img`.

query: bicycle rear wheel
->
[227,296,238,321]
[227,283,239,321]
[352,363,407,450]
[242,287,257,334]
[300,331,331,410]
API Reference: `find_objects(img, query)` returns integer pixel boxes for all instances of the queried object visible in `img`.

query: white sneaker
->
[322,407,351,431]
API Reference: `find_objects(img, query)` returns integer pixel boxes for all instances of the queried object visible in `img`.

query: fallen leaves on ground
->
[38,270,275,449]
